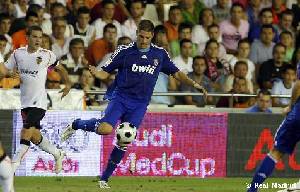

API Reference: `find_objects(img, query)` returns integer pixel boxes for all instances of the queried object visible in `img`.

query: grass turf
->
[13,176,300,192]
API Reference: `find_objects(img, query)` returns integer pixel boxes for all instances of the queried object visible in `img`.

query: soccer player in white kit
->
[0,26,72,174]
[0,142,14,192]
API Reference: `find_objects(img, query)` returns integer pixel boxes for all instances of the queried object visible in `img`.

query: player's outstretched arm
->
[55,64,72,99]
[89,65,110,80]
[172,71,208,100]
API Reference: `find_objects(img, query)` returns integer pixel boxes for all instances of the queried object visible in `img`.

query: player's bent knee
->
[96,123,113,135]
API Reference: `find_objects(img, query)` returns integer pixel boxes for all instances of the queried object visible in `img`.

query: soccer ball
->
[116,122,137,144]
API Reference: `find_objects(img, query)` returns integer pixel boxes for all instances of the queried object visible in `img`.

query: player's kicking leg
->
[0,144,14,192]
[12,108,65,174]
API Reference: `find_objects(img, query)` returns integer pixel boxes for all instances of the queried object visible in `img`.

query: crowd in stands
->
[0,0,299,111]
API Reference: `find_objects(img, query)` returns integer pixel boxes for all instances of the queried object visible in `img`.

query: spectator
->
[219,3,249,54]
[271,0,286,24]
[164,5,182,42]
[0,35,8,60]
[75,68,102,106]
[258,43,289,89]
[192,8,216,45]
[271,65,296,107]
[180,56,213,106]
[291,46,300,67]
[291,0,300,29]
[12,11,38,49]
[60,38,88,86]
[42,3,74,37]
[93,0,122,40]
[173,39,193,74]
[51,16,72,58]
[46,70,62,89]
[212,0,231,23]
[197,24,226,59]
[247,0,262,29]
[204,39,231,90]
[0,1,15,16]
[280,31,295,63]
[246,89,272,113]
[122,0,146,41]
[276,9,295,35]
[224,60,254,93]
[90,0,129,24]
[170,22,197,57]
[0,14,12,58]
[27,4,44,27]
[216,77,252,108]
[66,0,85,26]
[87,23,117,66]
[151,25,174,105]
[179,0,205,25]
[248,8,279,42]
[13,0,28,18]
[250,24,276,65]
[228,39,256,82]
[73,6,96,47]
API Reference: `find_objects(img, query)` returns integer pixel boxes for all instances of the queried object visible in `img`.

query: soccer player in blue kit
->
[61,20,207,188]
[247,64,300,192]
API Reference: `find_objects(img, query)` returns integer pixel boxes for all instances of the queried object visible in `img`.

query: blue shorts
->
[274,101,300,154]
[100,97,148,129]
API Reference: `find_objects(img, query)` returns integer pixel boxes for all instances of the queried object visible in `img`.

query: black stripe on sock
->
[20,139,30,146]
[0,153,6,162]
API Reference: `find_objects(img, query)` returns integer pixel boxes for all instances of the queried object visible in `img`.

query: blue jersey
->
[102,42,179,103]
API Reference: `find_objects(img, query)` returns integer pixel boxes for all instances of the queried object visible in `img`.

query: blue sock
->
[248,155,276,192]
[101,146,126,182]
[72,118,101,132]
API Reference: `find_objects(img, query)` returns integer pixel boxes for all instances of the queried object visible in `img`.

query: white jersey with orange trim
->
[4,46,58,110]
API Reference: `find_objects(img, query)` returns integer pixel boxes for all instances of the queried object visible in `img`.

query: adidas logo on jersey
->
[141,55,147,59]
[132,64,156,74]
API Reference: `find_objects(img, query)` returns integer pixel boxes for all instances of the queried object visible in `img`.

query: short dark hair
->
[69,38,84,48]
[207,23,219,31]
[0,13,10,22]
[103,23,117,33]
[205,39,219,50]
[272,43,286,54]
[138,20,154,33]
[261,24,275,33]
[193,55,206,65]
[50,2,65,13]
[179,38,192,48]
[169,5,181,15]
[279,30,293,39]
[234,61,248,71]
[178,22,192,33]
[102,0,115,7]
[26,26,43,36]
[258,89,271,97]
[25,11,38,21]
[282,65,296,73]
[259,8,273,18]
[117,36,132,45]
[28,4,43,13]
[0,35,7,42]
[77,6,90,16]
[238,38,250,47]
[129,0,145,8]
[280,9,294,19]
[230,2,244,13]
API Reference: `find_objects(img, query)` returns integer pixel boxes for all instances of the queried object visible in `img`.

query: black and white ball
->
[116,122,137,144]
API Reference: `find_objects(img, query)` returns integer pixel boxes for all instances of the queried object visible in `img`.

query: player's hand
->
[282,105,291,116]
[89,65,97,76]
[59,84,71,99]
[194,83,208,102]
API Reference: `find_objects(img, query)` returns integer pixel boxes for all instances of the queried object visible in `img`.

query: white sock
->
[12,144,29,163]
[37,137,60,158]
[0,156,15,192]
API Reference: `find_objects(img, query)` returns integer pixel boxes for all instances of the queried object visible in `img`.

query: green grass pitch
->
[14,177,300,192]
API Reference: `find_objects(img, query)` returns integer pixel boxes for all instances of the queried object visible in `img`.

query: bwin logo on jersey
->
[132,64,156,74]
